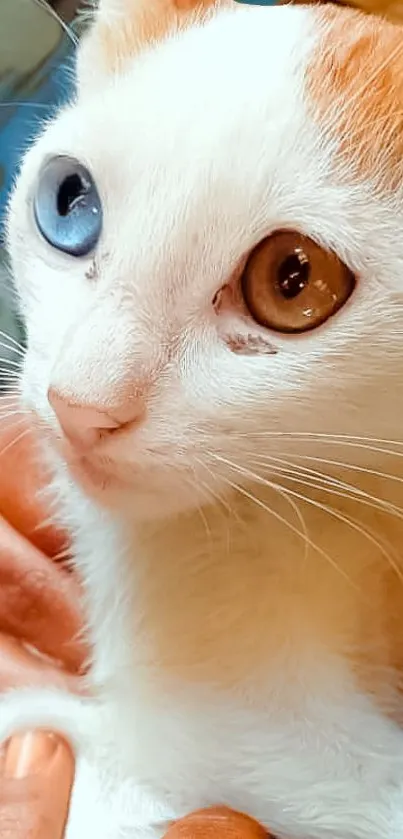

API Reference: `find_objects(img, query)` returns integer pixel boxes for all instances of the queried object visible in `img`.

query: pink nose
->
[48,387,135,448]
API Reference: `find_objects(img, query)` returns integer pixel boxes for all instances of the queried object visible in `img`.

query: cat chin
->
[79,477,205,522]
[116,489,207,523]
[47,445,209,524]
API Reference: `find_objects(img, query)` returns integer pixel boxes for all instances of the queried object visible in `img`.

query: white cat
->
[2,1,403,836]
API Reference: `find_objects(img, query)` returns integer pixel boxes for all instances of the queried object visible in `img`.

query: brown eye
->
[241,231,355,334]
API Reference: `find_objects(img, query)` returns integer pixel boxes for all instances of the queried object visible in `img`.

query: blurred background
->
[0,0,81,386]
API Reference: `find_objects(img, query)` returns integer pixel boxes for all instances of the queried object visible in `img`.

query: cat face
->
[7,0,403,520]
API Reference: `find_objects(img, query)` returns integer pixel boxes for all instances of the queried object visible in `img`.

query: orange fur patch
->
[349,0,403,23]
[307,5,403,194]
[290,0,403,25]
[96,0,234,75]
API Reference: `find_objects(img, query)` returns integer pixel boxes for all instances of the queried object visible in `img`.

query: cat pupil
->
[277,250,310,300]
[57,174,85,217]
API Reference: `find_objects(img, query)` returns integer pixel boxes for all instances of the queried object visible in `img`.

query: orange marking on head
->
[307,5,403,194]
[96,0,233,75]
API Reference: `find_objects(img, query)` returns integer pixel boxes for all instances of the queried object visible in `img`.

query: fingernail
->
[3,730,59,779]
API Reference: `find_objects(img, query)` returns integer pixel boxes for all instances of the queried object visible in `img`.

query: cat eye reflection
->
[33,156,102,257]
[241,231,355,333]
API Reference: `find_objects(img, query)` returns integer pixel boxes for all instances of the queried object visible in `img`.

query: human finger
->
[0,414,67,559]
[163,807,271,839]
[0,514,87,672]
[0,635,84,694]
[0,731,74,839]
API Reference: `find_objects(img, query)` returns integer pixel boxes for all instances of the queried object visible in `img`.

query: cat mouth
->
[59,443,125,494]
[72,454,112,490]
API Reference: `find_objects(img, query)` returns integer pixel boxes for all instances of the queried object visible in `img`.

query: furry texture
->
[2,1,403,837]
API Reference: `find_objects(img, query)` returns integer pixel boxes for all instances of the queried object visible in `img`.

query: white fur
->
[3,4,403,838]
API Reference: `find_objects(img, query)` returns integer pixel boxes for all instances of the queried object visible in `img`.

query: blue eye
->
[33,156,103,257]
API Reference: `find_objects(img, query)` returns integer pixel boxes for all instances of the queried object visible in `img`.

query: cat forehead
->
[37,7,316,194]
[12,2,403,258]
[87,0,231,75]
[74,4,402,199]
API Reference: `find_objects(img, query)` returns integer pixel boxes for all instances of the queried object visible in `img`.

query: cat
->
[1,0,403,836]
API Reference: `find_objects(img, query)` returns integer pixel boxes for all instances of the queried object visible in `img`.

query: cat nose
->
[48,387,139,448]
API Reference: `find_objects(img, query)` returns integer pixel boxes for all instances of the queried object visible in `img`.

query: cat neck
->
[89,475,402,700]
[67,467,403,711]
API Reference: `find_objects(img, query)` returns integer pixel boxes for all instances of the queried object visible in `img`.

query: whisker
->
[0,400,27,414]
[0,342,25,360]
[210,452,360,593]
[265,470,403,588]
[0,331,25,354]
[0,388,21,396]
[282,461,401,551]
[234,431,403,461]
[0,396,22,407]
[0,426,30,460]
[197,477,230,522]
[0,373,20,381]
[0,357,23,369]
[194,490,213,546]
[0,405,22,413]
[194,456,239,520]
[0,356,23,372]
[274,480,310,562]
[0,411,29,425]
[0,380,18,390]
[0,392,22,402]
[279,450,403,490]
[250,454,403,522]
[218,454,403,588]
[0,102,51,110]
[33,0,79,46]
[182,463,214,546]
[0,397,23,407]
[235,430,403,447]
[195,483,241,562]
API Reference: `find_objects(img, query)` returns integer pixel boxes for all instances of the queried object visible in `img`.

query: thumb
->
[0,731,74,839]
[163,807,271,839]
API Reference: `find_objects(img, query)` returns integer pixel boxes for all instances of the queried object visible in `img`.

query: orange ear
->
[78,0,231,82]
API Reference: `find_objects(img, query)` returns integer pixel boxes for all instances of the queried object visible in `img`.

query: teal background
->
[0,1,79,383]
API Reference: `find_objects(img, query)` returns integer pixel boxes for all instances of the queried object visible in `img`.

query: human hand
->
[0,731,74,839]
[0,411,88,690]
[163,807,271,839]
[0,407,87,836]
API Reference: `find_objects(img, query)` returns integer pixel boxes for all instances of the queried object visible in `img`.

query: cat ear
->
[77,0,225,89]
